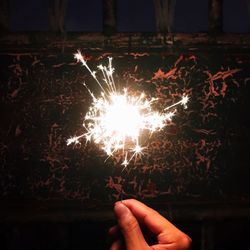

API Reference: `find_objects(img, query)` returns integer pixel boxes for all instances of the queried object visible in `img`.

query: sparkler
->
[67,51,189,167]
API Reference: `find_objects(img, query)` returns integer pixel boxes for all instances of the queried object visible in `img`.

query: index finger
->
[122,199,180,236]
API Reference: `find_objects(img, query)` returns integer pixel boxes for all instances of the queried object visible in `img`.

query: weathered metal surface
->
[1,33,250,54]
[0,45,249,207]
[0,27,249,250]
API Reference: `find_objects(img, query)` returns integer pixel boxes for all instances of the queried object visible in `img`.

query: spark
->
[67,51,189,166]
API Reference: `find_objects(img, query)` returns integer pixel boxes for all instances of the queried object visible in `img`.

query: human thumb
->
[114,202,149,250]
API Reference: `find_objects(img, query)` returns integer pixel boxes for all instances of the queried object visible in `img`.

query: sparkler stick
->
[67,52,189,167]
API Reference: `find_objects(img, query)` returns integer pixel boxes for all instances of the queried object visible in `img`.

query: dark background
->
[0,0,250,249]
[8,0,250,32]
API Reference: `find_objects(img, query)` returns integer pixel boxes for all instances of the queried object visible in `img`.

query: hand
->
[109,199,191,250]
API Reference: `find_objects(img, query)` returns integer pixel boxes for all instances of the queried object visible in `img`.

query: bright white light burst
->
[67,51,189,167]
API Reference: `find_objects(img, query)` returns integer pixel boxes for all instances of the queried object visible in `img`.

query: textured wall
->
[0,48,250,207]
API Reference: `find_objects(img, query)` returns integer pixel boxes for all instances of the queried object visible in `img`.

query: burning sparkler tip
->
[122,159,129,168]
[67,137,78,146]
[67,52,190,167]
[74,50,83,61]
[181,95,189,109]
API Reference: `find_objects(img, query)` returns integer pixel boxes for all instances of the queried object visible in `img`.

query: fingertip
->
[114,200,124,209]
[114,201,131,220]
[122,199,147,209]
[120,198,136,204]
[114,199,136,205]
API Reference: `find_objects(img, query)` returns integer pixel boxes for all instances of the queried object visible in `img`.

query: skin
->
[109,199,191,250]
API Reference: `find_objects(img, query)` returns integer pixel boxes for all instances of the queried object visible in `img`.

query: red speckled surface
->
[0,48,250,209]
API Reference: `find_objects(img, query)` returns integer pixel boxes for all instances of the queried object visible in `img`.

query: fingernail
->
[114,202,130,219]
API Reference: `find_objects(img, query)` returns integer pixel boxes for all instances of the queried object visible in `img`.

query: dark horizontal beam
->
[0,33,250,52]
[0,200,250,222]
